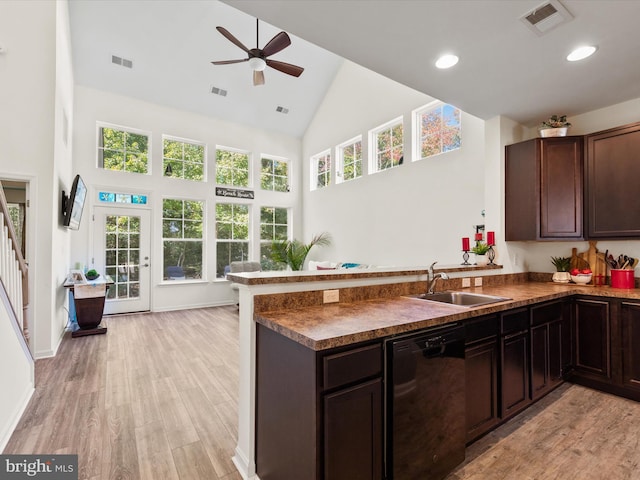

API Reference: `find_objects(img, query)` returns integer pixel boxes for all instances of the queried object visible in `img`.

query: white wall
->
[71,86,302,310]
[0,0,73,358]
[302,60,487,267]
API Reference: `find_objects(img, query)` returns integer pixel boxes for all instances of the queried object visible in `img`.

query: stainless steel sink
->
[408,291,511,307]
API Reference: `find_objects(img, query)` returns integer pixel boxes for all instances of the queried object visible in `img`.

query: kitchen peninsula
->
[227,267,640,480]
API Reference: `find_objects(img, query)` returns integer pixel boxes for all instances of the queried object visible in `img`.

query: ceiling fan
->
[211,19,304,86]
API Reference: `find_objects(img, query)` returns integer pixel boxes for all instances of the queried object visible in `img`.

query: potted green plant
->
[270,232,332,271]
[471,242,490,266]
[550,256,571,283]
[539,115,572,137]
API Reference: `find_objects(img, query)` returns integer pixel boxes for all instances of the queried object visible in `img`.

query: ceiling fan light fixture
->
[249,57,267,71]
[566,45,597,62]
[435,54,459,69]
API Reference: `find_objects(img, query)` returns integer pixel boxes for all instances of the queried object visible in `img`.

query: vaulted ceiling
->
[69,1,640,138]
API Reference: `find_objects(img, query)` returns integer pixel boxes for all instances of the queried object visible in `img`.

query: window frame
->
[215,146,251,188]
[336,135,363,183]
[162,135,207,182]
[161,197,206,282]
[412,101,462,161]
[310,149,332,191]
[215,202,251,278]
[368,116,404,174]
[259,206,290,271]
[97,122,151,175]
[260,155,290,193]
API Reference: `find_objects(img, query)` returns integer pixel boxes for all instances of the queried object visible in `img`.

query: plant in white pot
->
[471,242,490,266]
[539,115,571,137]
[550,256,571,283]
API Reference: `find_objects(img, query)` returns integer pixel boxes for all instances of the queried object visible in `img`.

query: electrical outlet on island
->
[323,289,340,303]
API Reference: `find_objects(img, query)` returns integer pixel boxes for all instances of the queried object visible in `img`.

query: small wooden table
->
[63,275,114,337]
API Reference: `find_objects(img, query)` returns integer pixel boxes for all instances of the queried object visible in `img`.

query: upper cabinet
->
[586,122,640,238]
[505,137,583,241]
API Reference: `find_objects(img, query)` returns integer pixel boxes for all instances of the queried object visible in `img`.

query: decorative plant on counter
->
[471,242,490,255]
[270,232,332,271]
[540,115,572,129]
[550,256,571,272]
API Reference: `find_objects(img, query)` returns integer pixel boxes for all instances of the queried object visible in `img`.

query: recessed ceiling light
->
[567,45,597,62]
[435,54,459,69]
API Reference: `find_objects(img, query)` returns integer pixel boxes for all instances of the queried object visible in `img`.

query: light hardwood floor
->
[5,306,640,480]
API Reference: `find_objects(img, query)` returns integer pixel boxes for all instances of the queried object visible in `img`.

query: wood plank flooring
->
[3,306,242,480]
[5,305,640,479]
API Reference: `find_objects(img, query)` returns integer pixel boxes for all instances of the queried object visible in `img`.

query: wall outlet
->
[323,289,340,303]
[462,278,471,288]
[474,277,483,287]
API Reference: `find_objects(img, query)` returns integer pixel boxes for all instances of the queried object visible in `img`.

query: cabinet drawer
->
[323,343,382,390]
[465,315,498,345]
[501,308,529,335]
[531,301,563,326]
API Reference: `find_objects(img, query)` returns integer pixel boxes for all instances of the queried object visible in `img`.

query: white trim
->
[0,384,34,452]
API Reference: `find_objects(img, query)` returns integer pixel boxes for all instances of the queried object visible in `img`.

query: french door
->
[93,207,151,314]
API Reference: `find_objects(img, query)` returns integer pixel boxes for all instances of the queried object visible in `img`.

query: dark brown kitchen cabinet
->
[505,136,583,240]
[256,324,383,480]
[500,308,530,419]
[530,301,565,400]
[620,301,640,392]
[573,298,611,381]
[586,122,640,237]
[464,315,499,443]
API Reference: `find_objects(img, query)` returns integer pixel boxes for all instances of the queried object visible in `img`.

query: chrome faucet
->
[427,261,449,294]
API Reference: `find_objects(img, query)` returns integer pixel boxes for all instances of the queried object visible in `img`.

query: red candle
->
[462,237,470,251]
[487,231,495,246]
[475,232,483,241]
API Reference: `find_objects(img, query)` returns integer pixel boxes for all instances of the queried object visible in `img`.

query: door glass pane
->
[105,215,141,300]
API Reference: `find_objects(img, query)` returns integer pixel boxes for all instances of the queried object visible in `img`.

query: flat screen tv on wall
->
[61,174,87,230]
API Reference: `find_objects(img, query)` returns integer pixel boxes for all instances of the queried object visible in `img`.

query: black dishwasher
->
[385,324,465,480]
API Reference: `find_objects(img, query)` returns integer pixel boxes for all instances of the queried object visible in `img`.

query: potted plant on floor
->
[539,115,572,137]
[471,242,490,266]
[551,256,571,283]
[270,232,332,271]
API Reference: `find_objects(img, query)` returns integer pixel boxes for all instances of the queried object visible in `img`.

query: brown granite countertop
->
[255,282,640,351]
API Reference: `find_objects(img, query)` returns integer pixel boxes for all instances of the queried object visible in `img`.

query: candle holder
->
[462,250,471,265]
[487,245,496,265]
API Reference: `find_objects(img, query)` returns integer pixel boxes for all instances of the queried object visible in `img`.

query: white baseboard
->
[0,384,34,452]
[152,300,236,313]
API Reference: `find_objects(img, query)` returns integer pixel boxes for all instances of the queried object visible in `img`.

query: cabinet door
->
[324,379,382,480]
[465,338,499,442]
[501,331,530,418]
[539,137,583,238]
[587,122,640,237]
[548,320,564,385]
[621,302,640,391]
[530,324,549,400]
[574,299,611,379]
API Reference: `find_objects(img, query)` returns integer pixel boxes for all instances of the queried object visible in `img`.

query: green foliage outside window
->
[216,203,249,277]
[260,206,289,271]
[163,138,205,181]
[162,198,204,280]
[99,127,149,174]
[261,158,289,192]
[216,149,249,187]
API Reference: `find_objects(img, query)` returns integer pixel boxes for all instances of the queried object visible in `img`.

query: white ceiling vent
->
[520,0,573,36]
[210,86,228,97]
[111,55,133,68]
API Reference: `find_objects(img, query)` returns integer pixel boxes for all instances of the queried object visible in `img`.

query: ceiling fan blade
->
[261,31,292,57]
[211,58,249,65]
[253,70,265,86]
[216,26,249,53]
[266,59,304,77]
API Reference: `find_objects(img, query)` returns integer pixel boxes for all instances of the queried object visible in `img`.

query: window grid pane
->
[313,153,331,190]
[260,206,289,271]
[418,104,461,159]
[339,139,362,182]
[162,198,204,281]
[163,138,205,181]
[261,158,289,192]
[216,149,250,187]
[104,214,142,300]
[99,127,149,174]
[374,122,403,172]
[216,203,250,277]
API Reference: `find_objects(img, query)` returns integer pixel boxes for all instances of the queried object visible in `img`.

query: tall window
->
[337,137,362,183]
[162,199,204,281]
[370,118,403,173]
[261,157,289,192]
[163,136,205,181]
[260,206,289,271]
[98,125,149,174]
[311,150,331,190]
[414,103,461,159]
[216,203,249,277]
[216,147,250,187]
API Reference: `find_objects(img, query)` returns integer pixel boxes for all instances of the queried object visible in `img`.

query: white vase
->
[539,127,568,137]
[475,254,488,266]
[552,272,571,283]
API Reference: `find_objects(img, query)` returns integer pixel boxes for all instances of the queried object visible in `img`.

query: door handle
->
[142,263,150,267]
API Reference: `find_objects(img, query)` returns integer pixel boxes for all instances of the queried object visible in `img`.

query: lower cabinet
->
[530,301,565,400]
[573,297,611,380]
[500,308,531,419]
[621,301,640,392]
